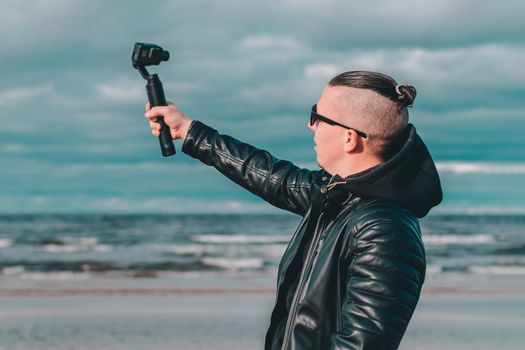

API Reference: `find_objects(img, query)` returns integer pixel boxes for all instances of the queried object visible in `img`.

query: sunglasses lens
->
[310,105,320,126]
[310,109,317,125]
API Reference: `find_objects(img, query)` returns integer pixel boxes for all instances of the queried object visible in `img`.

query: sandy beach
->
[2,213,524,349]
[1,272,525,350]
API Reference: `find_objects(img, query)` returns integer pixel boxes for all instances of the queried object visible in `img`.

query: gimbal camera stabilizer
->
[132,43,175,157]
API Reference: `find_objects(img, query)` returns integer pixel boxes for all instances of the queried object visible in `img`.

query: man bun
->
[396,84,417,109]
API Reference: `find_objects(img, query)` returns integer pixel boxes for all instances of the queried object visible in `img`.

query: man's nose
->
[307,120,316,132]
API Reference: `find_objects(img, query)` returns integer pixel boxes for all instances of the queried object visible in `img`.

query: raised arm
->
[145,103,317,216]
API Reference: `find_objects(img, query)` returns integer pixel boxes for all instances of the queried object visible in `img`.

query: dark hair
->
[329,71,416,110]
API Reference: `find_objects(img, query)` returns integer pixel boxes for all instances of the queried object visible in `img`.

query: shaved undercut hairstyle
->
[329,71,417,161]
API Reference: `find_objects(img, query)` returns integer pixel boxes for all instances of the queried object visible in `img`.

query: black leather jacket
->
[182,121,442,350]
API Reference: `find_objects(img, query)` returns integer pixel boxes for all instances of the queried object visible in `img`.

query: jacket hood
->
[324,124,442,218]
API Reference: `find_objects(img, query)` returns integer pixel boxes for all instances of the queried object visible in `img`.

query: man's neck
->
[326,157,384,178]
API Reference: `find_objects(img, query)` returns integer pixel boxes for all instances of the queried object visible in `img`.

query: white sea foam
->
[92,244,113,252]
[436,161,525,174]
[19,271,92,281]
[42,243,112,253]
[59,236,99,246]
[261,244,288,258]
[192,234,289,244]
[150,244,206,255]
[40,236,112,253]
[433,205,525,215]
[1,266,25,276]
[469,265,525,275]
[423,234,495,245]
[42,244,83,253]
[0,238,12,249]
[426,264,442,275]
[201,257,265,270]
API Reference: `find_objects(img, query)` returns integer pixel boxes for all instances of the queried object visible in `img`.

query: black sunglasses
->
[310,104,367,139]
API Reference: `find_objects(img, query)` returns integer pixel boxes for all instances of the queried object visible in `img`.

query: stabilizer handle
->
[146,74,176,157]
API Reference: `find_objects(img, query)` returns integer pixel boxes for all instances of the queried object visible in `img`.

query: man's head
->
[308,71,416,176]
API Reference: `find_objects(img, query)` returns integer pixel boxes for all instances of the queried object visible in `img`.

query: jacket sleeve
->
[329,212,426,350]
[181,120,317,216]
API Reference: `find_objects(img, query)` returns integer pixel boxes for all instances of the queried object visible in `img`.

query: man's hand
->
[145,102,193,140]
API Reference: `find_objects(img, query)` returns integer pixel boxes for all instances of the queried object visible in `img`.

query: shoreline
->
[0,287,275,298]
[2,284,525,298]
[2,270,525,297]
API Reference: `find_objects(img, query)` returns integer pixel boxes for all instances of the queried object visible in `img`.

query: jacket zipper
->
[279,192,358,348]
[281,210,325,350]
[298,237,324,304]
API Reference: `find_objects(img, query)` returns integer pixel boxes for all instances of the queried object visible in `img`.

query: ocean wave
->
[261,244,287,258]
[41,243,113,253]
[38,236,99,246]
[60,236,99,245]
[423,234,495,245]
[0,261,201,276]
[1,265,25,276]
[38,236,112,253]
[192,234,289,244]
[0,265,94,280]
[149,244,206,255]
[19,271,93,281]
[432,205,525,215]
[41,244,83,253]
[426,264,442,274]
[201,257,265,270]
[469,265,525,275]
[436,161,525,174]
[92,244,113,252]
[0,238,12,249]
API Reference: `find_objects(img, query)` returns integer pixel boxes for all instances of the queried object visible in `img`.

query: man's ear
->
[342,129,359,153]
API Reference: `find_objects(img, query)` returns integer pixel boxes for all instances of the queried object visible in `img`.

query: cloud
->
[96,80,144,102]
[236,34,306,52]
[0,83,54,105]
[335,44,525,91]
[230,43,524,114]
[394,44,525,90]
[0,143,27,153]
[304,64,339,80]
[279,0,525,49]
[291,44,525,110]
[216,113,309,143]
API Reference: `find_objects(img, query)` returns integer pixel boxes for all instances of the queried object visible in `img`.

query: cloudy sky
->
[1,0,524,214]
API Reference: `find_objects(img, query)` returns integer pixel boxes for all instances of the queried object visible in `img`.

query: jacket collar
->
[318,124,442,218]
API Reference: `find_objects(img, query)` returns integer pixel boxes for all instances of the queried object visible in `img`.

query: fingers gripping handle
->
[146,74,176,157]
[156,117,175,156]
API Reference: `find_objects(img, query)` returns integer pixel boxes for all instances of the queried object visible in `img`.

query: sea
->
[1,213,524,284]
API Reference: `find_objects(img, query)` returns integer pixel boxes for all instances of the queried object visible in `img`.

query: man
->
[145,71,442,349]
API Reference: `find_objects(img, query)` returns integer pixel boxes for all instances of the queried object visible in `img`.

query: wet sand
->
[1,273,525,349]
